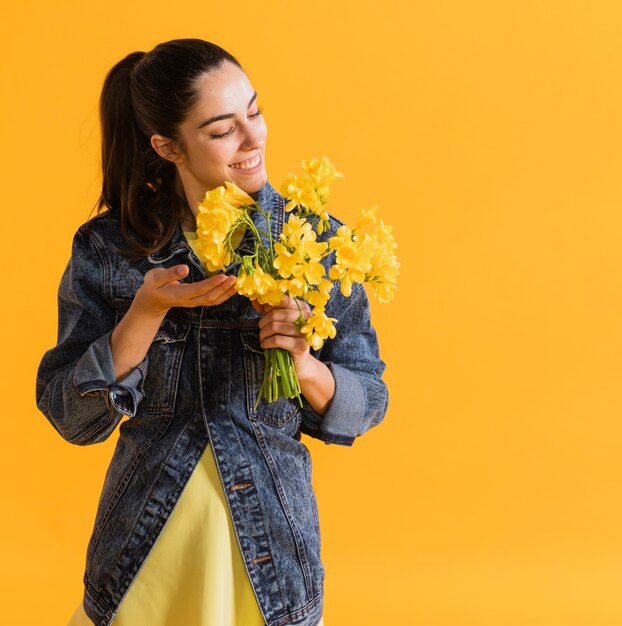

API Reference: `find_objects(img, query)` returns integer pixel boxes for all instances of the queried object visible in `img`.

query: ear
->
[150,134,185,164]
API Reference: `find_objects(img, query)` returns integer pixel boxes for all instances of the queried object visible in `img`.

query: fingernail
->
[177,265,187,274]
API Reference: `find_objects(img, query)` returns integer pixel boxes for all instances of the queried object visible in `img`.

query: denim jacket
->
[35,181,389,626]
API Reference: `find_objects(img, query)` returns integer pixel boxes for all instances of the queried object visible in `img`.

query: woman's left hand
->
[252,296,336,414]
[252,296,312,362]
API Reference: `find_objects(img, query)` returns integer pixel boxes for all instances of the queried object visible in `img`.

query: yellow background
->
[2,1,622,624]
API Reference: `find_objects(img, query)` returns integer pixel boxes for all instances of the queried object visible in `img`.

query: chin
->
[238,172,268,194]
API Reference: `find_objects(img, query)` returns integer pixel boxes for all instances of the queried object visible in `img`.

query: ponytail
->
[96,50,186,261]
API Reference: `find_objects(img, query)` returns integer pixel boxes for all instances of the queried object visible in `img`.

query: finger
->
[149,264,189,288]
[298,299,312,315]
[171,274,233,301]
[257,307,305,329]
[259,321,304,342]
[187,276,237,306]
[260,334,309,354]
[206,282,239,307]
[251,299,264,314]
[260,294,299,312]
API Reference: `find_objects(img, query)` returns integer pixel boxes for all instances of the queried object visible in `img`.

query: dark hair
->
[95,39,243,261]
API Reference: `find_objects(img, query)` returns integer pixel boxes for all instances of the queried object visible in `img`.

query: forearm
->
[110,301,166,382]
[294,354,336,417]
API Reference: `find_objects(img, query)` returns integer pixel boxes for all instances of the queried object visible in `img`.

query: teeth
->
[230,154,260,169]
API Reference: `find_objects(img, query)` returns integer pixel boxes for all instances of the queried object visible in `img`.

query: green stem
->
[254,347,303,408]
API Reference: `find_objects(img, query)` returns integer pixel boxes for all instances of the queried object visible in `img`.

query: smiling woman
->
[36,36,387,626]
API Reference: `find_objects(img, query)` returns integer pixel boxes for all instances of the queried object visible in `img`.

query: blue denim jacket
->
[35,181,389,626]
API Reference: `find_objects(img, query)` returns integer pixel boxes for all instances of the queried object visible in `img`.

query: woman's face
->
[154,61,268,210]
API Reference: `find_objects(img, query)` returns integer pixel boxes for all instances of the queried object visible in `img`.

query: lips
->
[229,153,261,170]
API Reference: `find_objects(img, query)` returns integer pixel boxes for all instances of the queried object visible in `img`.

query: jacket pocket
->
[145,317,191,413]
[240,329,301,427]
[115,310,190,414]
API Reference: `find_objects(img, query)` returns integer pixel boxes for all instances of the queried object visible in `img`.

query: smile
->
[229,153,261,170]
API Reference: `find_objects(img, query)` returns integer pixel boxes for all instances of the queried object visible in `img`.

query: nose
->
[240,118,266,150]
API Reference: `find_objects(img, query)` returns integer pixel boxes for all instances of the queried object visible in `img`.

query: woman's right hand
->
[133,264,238,318]
[110,265,237,381]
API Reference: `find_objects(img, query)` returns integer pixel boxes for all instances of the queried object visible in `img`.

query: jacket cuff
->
[72,330,148,417]
[300,362,365,446]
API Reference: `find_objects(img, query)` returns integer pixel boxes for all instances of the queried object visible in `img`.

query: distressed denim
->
[35,181,389,626]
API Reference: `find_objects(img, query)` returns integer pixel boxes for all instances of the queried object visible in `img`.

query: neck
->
[180,208,196,232]
[173,174,196,231]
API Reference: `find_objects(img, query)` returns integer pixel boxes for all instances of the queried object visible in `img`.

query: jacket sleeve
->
[35,225,148,445]
[299,281,389,446]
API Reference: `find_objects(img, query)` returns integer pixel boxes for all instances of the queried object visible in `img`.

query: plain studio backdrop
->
[2,1,622,624]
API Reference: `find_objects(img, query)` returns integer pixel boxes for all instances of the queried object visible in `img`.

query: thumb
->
[251,299,264,314]
[149,264,189,288]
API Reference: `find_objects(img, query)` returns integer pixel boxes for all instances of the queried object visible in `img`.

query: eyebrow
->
[196,92,258,129]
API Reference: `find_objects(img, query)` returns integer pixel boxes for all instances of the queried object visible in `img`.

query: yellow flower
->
[235,264,283,306]
[277,277,308,298]
[300,310,338,350]
[279,156,343,222]
[280,173,306,212]
[273,242,304,279]
[301,238,328,261]
[328,267,356,297]
[300,156,344,188]
[328,224,353,251]
[317,277,334,295]
[314,210,330,235]
[372,220,396,246]
[274,214,329,285]
[222,181,255,207]
[354,205,379,230]
[301,258,326,285]
[370,280,398,304]
[257,287,284,306]
[193,181,251,272]
[305,278,334,311]
[327,228,375,296]
[281,214,312,243]
[194,210,238,271]
[362,220,400,304]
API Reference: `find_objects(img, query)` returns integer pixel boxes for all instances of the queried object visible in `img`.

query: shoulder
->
[71,210,137,267]
[64,211,139,292]
[76,209,121,245]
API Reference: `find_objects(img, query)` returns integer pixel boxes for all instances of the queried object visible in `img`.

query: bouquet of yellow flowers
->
[192,156,399,408]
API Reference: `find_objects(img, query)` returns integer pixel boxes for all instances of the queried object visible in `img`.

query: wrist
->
[110,293,167,382]
[294,353,336,417]
[132,287,170,320]
[293,351,323,384]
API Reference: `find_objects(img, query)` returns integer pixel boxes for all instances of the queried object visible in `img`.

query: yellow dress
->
[67,442,265,625]
[67,230,325,626]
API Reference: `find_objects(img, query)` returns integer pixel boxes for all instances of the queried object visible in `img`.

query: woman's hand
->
[252,295,336,415]
[134,264,238,318]
[252,295,311,357]
[110,265,237,382]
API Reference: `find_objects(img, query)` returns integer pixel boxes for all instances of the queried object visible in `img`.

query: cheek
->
[259,119,268,141]
[193,138,232,169]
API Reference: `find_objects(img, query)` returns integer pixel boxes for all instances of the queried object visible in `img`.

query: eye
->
[210,106,264,140]
[211,127,234,140]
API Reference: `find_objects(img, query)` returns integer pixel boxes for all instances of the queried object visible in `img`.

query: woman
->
[36,39,389,626]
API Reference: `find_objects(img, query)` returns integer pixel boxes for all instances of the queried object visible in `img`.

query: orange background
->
[2,1,622,624]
